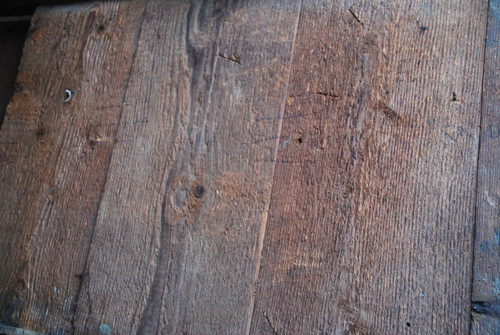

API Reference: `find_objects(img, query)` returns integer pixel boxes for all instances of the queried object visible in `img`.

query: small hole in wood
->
[297,136,303,144]
[194,185,205,198]
[35,127,44,138]
[406,322,411,327]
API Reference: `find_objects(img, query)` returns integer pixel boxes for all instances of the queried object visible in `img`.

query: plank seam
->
[244,1,303,334]
[469,1,492,334]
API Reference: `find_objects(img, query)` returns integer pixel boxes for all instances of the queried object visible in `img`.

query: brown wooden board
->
[0,0,495,334]
[249,1,488,334]
[471,0,500,334]
[0,2,146,334]
[71,1,300,334]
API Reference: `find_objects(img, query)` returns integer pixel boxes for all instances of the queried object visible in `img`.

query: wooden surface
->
[0,2,147,333]
[72,1,300,334]
[0,1,495,335]
[471,0,500,334]
[249,1,487,334]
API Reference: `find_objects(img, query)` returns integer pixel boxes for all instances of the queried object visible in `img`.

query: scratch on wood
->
[348,8,363,26]
[316,91,342,100]
[218,52,241,64]
[87,136,111,147]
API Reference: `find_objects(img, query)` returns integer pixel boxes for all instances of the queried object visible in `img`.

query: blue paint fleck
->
[480,240,490,253]
[420,293,424,297]
[282,139,290,149]
[475,269,489,283]
[494,276,500,300]
[99,323,112,335]
[493,227,500,245]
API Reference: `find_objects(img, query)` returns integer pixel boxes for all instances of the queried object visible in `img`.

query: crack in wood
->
[262,312,278,335]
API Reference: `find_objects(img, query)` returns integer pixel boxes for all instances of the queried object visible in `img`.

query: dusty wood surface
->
[0,0,494,335]
[249,1,488,334]
[471,0,500,334]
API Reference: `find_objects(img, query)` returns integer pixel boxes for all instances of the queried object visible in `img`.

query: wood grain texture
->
[0,2,145,334]
[249,1,488,334]
[471,0,500,334]
[0,1,494,334]
[72,1,300,334]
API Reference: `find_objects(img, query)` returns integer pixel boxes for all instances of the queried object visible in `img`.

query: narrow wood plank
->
[0,3,144,333]
[471,0,500,333]
[73,1,300,334]
[250,1,488,334]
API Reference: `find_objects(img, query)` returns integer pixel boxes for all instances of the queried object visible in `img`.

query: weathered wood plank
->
[72,1,299,334]
[249,1,488,334]
[0,2,144,334]
[471,0,500,334]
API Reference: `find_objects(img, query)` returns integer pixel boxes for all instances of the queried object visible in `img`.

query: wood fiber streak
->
[73,1,299,334]
[250,1,487,334]
[471,0,500,334]
[0,3,144,334]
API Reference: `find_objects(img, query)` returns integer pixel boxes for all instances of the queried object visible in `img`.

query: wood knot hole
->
[193,185,205,198]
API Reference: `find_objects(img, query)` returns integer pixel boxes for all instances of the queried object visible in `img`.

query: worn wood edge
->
[470,0,500,333]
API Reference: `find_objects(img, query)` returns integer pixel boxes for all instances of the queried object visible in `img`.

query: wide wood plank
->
[249,1,488,334]
[471,0,500,333]
[0,2,144,334]
[72,1,300,334]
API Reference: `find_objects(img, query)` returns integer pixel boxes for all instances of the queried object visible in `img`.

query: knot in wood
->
[193,185,205,198]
